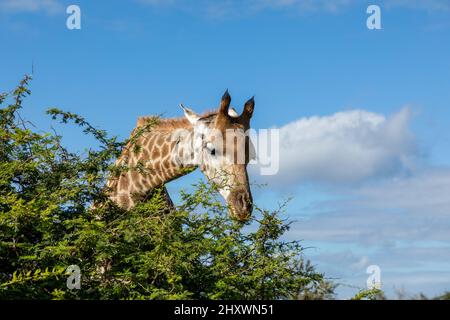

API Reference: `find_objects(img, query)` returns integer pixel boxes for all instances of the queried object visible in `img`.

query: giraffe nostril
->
[237,193,251,213]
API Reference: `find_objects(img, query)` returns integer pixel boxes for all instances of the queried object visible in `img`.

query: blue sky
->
[1,0,450,298]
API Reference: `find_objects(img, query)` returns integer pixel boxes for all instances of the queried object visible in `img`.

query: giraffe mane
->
[136,110,218,130]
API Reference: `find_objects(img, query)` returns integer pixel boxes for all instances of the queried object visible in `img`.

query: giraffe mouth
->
[229,209,252,222]
[227,189,253,222]
[230,213,251,222]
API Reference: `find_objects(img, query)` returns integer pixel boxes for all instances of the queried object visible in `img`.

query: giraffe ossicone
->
[105,90,255,222]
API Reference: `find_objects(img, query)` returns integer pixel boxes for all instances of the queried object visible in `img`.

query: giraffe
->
[104,90,255,221]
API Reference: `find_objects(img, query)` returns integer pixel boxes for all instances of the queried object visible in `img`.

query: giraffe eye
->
[205,142,215,156]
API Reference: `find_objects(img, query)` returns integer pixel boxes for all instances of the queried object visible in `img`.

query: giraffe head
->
[179,90,255,222]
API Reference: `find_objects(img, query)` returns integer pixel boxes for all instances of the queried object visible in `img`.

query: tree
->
[0,76,333,300]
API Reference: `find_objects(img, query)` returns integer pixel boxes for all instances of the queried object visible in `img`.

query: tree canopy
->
[0,76,334,300]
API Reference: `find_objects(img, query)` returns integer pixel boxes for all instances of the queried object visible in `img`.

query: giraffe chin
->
[227,198,253,222]
[226,188,253,222]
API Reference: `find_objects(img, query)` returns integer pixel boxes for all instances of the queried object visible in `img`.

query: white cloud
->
[284,167,450,297]
[0,0,62,14]
[137,0,351,17]
[258,0,450,12]
[252,108,418,186]
[385,0,450,11]
[259,0,450,11]
[316,252,450,298]
[307,244,450,298]
[137,0,450,18]
[286,168,450,245]
[250,0,354,13]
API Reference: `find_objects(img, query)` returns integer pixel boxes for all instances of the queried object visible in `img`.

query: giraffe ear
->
[218,90,231,117]
[180,104,200,125]
[240,96,255,123]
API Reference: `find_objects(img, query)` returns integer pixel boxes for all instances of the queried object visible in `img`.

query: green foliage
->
[351,288,386,300]
[394,289,450,300]
[433,292,450,300]
[0,76,333,300]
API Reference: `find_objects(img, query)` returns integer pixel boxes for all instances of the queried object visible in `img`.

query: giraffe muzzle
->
[228,188,253,222]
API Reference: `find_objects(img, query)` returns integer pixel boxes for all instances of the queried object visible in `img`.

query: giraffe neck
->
[107,127,196,209]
